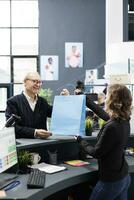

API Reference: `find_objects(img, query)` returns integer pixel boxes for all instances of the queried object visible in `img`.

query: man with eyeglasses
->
[5,72,52,139]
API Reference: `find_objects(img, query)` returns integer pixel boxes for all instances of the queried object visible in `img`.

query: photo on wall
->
[85,69,97,85]
[40,55,59,81]
[65,42,83,68]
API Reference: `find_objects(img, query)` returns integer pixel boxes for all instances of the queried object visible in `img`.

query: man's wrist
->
[34,129,38,138]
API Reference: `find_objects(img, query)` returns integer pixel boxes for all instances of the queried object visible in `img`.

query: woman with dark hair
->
[76,84,132,200]
[74,80,85,95]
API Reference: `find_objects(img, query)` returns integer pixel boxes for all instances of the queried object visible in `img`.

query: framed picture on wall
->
[40,55,59,81]
[65,42,83,68]
[85,69,97,85]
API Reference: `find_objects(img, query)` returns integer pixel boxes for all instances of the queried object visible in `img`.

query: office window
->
[0,88,7,111]
[14,84,24,96]
[0,1,10,27]
[12,29,38,55]
[0,83,13,128]
[12,1,38,27]
[0,57,10,83]
[0,113,5,129]
[0,29,10,55]
[0,0,39,94]
[13,57,37,83]
[0,0,39,125]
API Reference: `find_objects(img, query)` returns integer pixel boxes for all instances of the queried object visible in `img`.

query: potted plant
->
[85,116,93,136]
[18,150,32,173]
[39,88,53,105]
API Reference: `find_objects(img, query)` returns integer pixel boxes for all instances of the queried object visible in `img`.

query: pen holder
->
[47,150,57,165]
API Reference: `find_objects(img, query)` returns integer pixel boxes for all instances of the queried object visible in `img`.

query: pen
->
[2,181,20,191]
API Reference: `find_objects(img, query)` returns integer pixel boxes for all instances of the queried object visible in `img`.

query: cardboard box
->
[109,74,131,84]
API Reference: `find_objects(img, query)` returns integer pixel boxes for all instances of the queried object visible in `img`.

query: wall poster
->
[84,69,97,85]
[40,55,59,81]
[65,42,83,68]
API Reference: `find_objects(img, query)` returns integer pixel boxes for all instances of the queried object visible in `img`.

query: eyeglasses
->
[27,79,42,85]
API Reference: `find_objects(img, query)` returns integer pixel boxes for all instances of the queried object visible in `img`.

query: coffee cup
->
[30,153,41,165]
[47,150,57,165]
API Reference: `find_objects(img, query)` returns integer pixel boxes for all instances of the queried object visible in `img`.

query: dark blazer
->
[5,93,52,138]
[81,98,130,182]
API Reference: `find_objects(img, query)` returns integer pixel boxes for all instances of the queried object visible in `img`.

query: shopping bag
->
[50,95,86,136]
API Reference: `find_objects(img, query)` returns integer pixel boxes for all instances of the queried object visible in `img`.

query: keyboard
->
[27,169,46,189]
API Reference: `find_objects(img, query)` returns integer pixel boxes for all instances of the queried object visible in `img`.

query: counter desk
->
[1,135,134,200]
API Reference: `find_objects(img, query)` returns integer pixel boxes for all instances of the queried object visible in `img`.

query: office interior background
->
[0,0,134,130]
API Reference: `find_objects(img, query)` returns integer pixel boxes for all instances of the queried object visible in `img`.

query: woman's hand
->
[74,135,83,143]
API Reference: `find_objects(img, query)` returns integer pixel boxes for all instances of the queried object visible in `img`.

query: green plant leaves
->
[39,88,53,105]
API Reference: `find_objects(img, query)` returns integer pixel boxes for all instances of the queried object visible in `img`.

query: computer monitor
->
[0,127,18,173]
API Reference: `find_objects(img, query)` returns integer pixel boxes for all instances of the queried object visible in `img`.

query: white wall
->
[105,0,134,77]
[106,0,123,45]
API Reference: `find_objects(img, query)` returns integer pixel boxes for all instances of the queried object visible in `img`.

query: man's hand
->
[60,89,70,96]
[35,129,52,139]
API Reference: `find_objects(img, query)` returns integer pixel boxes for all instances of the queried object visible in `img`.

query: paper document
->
[30,162,66,174]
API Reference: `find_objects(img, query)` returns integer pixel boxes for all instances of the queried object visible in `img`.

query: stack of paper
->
[64,160,90,167]
[30,162,66,174]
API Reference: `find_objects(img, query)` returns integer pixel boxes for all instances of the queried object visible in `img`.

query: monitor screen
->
[0,127,17,173]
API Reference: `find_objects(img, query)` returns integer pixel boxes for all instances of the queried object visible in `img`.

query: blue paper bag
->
[50,95,86,136]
